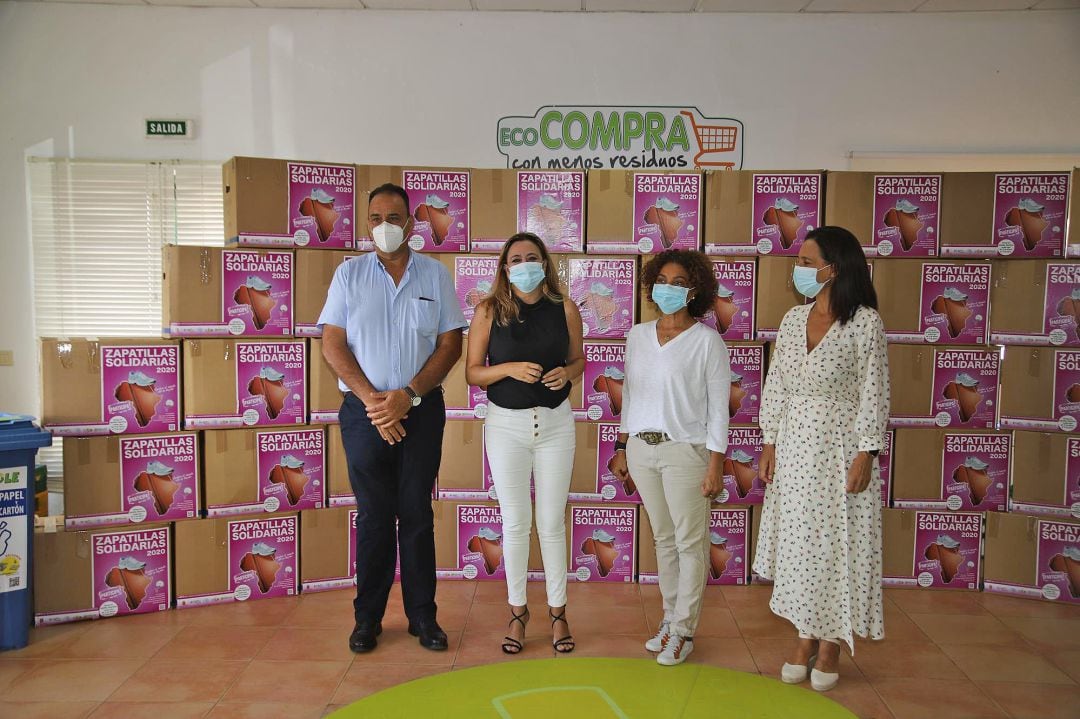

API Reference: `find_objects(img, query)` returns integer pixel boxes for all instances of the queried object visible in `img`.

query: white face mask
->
[372,221,406,253]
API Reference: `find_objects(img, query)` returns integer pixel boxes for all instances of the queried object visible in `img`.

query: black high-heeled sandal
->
[501,607,530,655]
[549,607,575,654]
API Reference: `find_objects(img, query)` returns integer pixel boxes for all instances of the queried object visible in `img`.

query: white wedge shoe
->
[780,654,817,684]
[810,667,839,692]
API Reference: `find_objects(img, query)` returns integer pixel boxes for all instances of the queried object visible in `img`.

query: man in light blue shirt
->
[318,182,465,654]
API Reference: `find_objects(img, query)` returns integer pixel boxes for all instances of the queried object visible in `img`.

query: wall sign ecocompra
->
[497,106,744,171]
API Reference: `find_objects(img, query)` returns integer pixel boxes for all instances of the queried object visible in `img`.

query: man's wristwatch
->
[403,386,421,407]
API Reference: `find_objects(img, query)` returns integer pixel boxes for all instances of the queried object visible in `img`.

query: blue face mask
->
[508,261,545,293]
[792,263,832,299]
[652,283,691,315]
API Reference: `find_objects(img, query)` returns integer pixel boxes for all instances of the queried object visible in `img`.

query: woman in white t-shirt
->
[609,250,731,667]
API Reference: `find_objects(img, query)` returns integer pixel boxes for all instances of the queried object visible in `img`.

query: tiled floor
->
[2,583,1078,718]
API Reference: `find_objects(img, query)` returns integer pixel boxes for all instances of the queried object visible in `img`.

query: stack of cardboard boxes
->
[32,161,1080,626]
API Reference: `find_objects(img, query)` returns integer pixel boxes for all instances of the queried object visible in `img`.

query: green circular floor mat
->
[331,657,857,718]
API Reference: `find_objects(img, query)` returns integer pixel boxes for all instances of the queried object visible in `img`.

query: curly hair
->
[641,250,718,319]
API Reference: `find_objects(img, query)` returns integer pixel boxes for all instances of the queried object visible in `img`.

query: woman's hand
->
[701,464,723,500]
[541,366,569,391]
[610,451,631,483]
[846,452,873,493]
[505,362,544,383]
[759,444,776,484]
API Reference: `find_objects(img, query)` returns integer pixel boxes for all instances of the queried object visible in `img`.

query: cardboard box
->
[569,256,637,339]
[874,260,991,344]
[468,168,519,252]
[1009,431,1079,517]
[753,257,802,338]
[41,338,182,436]
[569,504,637,583]
[300,506,355,591]
[294,250,363,337]
[1068,168,1080,258]
[594,422,640,503]
[886,344,936,422]
[586,170,703,255]
[882,509,983,591]
[433,420,485,499]
[890,346,1000,429]
[1000,347,1080,432]
[891,429,1011,512]
[988,173,1071,258]
[203,427,325,516]
[879,429,895,508]
[728,343,765,425]
[824,172,942,257]
[174,513,298,607]
[719,426,765,505]
[984,513,1080,603]
[182,339,307,429]
[400,168,471,253]
[703,170,823,256]
[63,433,200,528]
[991,261,1080,347]
[503,170,586,253]
[326,424,354,507]
[453,255,501,332]
[34,524,172,625]
[163,246,295,338]
[309,338,342,423]
[224,157,356,249]
[432,500,543,580]
[583,341,626,422]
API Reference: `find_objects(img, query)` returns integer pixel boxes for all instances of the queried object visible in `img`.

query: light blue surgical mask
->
[508,261,545,293]
[652,283,691,315]
[792,263,832,299]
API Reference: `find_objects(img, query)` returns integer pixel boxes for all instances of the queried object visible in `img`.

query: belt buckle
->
[639,431,665,446]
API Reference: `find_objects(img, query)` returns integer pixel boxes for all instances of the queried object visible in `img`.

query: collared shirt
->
[317,251,467,393]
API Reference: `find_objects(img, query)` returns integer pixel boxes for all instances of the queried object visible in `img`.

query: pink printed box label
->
[517,171,584,253]
[1067,438,1080,511]
[879,430,894,508]
[403,170,469,253]
[932,349,999,429]
[728,344,764,425]
[222,250,294,336]
[719,426,764,505]
[1054,350,1080,431]
[571,505,636,583]
[257,429,324,512]
[457,504,505,580]
[630,173,702,254]
[455,256,499,329]
[236,341,306,426]
[91,527,171,617]
[872,175,941,257]
[597,423,639,503]
[751,173,821,256]
[941,433,1011,512]
[570,258,636,339]
[347,509,358,582]
[914,511,982,590]
[1037,520,1080,604]
[992,173,1069,257]
[584,342,626,423]
[1046,263,1080,347]
[228,515,298,600]
[702,260,755,340]
[119,434,198,523]
[101,345,180,435]
[287,162,355,249]
[707,508,749,585]
[919,263,990,344]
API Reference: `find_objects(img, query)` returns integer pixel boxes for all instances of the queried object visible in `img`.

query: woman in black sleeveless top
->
[466,232,584,656]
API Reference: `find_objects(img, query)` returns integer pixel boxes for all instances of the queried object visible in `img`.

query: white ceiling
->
[31,0,1080,10]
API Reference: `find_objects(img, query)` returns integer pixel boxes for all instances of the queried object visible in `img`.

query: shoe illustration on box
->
[465,281,492,309]
[1048,546,1080,598]
[104,556,152,610]
[883,199,924,252]
[114,371,161,428]
[713,283,738,333]
[1005,198,1048,252]
[729,370,746,418]
[952,457,991,506]
[581,529,618,577]
[269,455,310,506]
[762,197,802,249]
[1056,289,1080,342]
[643,197,683,250]
[233,276,276,331]
[527,194,568,242]
[414,194,452,246]
[592,367,624,416]
[133,460,180,515]
[298,188,341,243]
[709,531,733,580]
[606,454,637,497]
[930,287,972,339]
[942,373,982,423]
[248,367,288,420]
[240,542,281,593]
[924,534,963,583]
[724,449,757,499]
[466,527,503,575]
[579,283,619,334]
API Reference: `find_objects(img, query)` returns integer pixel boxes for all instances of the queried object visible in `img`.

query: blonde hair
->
[480,233,564,327]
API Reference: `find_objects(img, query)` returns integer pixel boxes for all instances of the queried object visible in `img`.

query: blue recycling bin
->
[0,414,52,651]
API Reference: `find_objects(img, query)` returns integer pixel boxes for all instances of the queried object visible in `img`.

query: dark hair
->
[481,233,564,327]
[641,250,718,319]
[806,226,877,325]
[368,183,410,213]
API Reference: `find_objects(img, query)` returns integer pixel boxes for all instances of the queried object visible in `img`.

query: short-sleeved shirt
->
[317,251,467,393]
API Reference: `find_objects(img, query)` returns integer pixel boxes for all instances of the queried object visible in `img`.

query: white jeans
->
[484,399,576,607]
[627,436,711,638]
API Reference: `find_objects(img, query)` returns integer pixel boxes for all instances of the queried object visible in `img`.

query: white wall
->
[1,2,1078,415]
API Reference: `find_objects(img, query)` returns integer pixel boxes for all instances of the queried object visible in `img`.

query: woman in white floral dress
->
[753,226,889,692]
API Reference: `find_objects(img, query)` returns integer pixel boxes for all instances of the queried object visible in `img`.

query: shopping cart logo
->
[497,106,744,171]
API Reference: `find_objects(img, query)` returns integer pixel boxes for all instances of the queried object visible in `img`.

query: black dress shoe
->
[408,618,448,651]
[349,620,382,653]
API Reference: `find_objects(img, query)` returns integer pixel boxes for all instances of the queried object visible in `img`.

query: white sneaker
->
[657,634,693,666]
[645,621,671,653]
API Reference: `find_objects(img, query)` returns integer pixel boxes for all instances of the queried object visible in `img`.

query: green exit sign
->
[145,119,193,138]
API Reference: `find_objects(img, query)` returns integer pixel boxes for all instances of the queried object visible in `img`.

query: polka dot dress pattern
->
[752,303,890,655]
